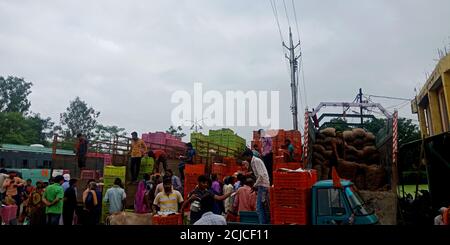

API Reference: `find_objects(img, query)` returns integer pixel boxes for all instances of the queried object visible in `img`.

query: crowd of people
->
[2,130,449,226]
[0,129,278,225]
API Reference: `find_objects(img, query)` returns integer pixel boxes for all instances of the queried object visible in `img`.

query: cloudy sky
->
[1,0,450,142]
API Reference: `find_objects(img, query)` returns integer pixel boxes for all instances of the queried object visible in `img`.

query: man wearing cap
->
[62,174,71,192]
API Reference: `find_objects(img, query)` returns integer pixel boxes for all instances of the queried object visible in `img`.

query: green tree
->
[327,118,351,132]
[363,118,386,135]
[397,118,421,146]
[0,76,33,114]
[59,97,100,138]
[363,117,420,145]
[166,125,186,139]
[93,124,127,142]
[0,112,54,146]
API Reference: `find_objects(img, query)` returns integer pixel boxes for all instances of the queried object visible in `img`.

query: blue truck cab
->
[311,180,378,225]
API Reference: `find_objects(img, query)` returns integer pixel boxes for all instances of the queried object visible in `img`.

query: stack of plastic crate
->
[271,169,317,225]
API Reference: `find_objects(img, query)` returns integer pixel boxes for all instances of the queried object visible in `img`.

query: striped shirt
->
[153,190,184,213]
[251,156,270,188]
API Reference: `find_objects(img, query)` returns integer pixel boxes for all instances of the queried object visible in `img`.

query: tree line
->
[0,76,126,146]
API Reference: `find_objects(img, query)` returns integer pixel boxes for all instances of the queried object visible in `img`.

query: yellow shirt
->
[153,190,184,213]
[131,139,147,158]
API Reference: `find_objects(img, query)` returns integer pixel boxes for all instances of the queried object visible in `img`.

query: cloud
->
[1,0,449,142]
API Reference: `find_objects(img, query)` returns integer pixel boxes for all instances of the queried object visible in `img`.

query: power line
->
[291,0,301,44]
[300,55,308,108]
[269,0,285,44]
[282,0,292,29]
[367,94,411,101]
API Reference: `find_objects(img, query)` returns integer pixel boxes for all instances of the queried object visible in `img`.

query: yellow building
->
[413,54,450,137]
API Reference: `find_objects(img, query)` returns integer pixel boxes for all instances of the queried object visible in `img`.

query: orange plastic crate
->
[223,157,237,166]
[273,170,317,189]
[152,213,183,225]
[273,156,285,165]
[271,188,309,207]
[185,164,205,175]
[272,206,308,225]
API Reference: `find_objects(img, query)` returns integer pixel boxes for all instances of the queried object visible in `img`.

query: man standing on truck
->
[130,132,148,183]
[148,149,168,174]
[75,133,89,170]
[258,129,273,185]
[178,142,196,182]
[242,149,270,224]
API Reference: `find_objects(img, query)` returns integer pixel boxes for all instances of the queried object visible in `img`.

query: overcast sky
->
[1,0,450,142]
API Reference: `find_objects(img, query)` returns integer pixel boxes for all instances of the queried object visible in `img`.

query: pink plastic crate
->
[1,205,18,224]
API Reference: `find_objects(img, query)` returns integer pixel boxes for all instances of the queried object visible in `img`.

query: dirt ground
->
[360,190,397,225]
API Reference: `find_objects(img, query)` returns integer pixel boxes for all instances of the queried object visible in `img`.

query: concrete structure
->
[414,54,450,137]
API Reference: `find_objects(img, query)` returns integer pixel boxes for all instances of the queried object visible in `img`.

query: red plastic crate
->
[80,170,96,180]
[228,165,243,175]
[271,188,309,207]
[223,157,237,166]
[272,206,308,225]
[185,164,205,175]
[273,156,285,165]
[212,163,227,173]
[273,170,317,189]
[152,213,183,225]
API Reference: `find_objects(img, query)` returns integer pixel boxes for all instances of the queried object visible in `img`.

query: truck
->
[311,179,378,225]
[302,102,399,225]
[230,178,378,225]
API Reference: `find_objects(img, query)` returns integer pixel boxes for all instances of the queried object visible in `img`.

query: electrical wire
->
[291,0,301,45]
[282,0,292,29]
[269,0,285,44]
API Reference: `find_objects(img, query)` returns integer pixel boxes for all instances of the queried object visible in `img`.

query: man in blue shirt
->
[104,178,126,214]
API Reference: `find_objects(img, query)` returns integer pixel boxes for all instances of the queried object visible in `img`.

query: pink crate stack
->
[142,132,185,149]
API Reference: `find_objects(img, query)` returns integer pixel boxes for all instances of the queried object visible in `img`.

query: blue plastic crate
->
[239,211,259,224]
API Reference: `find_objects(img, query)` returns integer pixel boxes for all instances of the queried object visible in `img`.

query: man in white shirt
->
[242,148,270,224]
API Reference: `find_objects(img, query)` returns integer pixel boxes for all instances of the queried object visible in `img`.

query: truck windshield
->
[344,187,373,216]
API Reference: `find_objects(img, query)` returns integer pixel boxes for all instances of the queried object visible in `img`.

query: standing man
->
[258,129,273,185]
[3,172,25,209]
[148,149,168,174]
[178,142,196,182]
[103,178,127,214]
[63,179,78,225]
[252,144,261,158]
[153,177,184,214]
[62,174,71,192]
[165,169,182,193]
[242,149,271,224]
[42,175,65,225]
[75,133,89,170]
[284,139,295,162]
[130,132,147,183]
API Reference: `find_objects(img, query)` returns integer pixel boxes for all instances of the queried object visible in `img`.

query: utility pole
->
[359,88,364,126]
[283,27,301,130]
